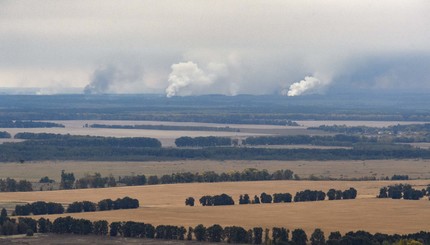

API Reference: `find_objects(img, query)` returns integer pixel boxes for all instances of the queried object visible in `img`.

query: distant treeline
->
[0,131,11,138]
[89,123,241,132]
[310,124,430,135]
[188,188,357,207]
[14,197,139,216]
[378,184,430,200]
[64,169,296,190]
[0,178,32,192]
[1,139,430,162]
[0,120,64,128]
[175,136,233,147]
[1,209,429,245]
[13,133,162,148]
[243,135,373,147]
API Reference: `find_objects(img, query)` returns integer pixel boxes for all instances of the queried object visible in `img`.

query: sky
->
[0,0,429,96]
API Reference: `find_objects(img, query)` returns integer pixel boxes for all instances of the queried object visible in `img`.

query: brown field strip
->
[0,180,429,235]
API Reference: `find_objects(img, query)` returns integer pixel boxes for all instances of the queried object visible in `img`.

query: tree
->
[328,231,342,240]
[93,220,108,235]
[242,194,250,204]
[15,204,31,216]
[31,201,48,215]
[110,222,122,236]
[260,192,272,203]
[292,229,308,245]
[273,227,289,244]
[147,175,159,185]
[378,187,388,198]
[224,226,248,243]
[327,189,336,200]
[98,199,114,211]
[206,224,224,242]
[46,202,65,214]
[0,208,8,225]
[253,195,260,204]
[145,224,155,238]
[17,180,33,192]
[67,202,83,213]
[311,228,326,245]
[185,197,195,206]
[187,227,193,240]
[38,218,51,233]
[82,201,97,212]
[39,176,55,183]
[194,224,207,241]
[60,170,75,189]
[253,227,263,244]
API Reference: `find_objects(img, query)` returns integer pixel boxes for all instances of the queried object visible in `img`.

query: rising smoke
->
[282,76,327,96]
[165,61,226,97]
[84,64,143,94]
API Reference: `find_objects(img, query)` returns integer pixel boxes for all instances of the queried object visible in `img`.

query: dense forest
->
[175,136,233,147]
[0,120,64,128]
[243,135,372,147]
[311,124,430,135]
[13,133,162,148]
[2,94,430,123]
[1,138,429,162]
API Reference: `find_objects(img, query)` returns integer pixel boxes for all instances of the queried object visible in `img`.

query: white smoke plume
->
[282,76,327,96]
[165,61,224,97]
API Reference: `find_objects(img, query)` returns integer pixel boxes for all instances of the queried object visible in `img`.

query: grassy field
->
[0,233,222,244]
[0,180,429,235]
[1,159,429,181]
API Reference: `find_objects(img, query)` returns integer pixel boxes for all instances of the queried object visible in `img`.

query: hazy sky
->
[0,1,429,95]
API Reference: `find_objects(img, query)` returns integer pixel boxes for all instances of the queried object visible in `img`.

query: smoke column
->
[165,61,214,97]
[84,64,143,94]
[283,76,324,96]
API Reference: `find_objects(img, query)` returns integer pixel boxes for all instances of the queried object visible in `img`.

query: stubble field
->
[0,180,429,235]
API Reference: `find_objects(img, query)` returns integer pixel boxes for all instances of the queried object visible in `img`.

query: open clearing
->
[1,159,429,181]
[0,180,429,235]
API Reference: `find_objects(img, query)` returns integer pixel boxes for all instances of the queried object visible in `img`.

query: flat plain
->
[0,180,429,235]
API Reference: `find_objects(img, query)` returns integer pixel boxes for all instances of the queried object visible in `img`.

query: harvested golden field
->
[0,180,429,235]
[1,159,429,181]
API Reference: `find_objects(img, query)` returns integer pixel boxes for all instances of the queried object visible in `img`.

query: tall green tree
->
[292,229,308,245]
[310,228,326,245]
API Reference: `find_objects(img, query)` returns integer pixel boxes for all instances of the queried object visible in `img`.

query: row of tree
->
[0,120,64,128]
[14,133,162,148]
[243,135,370,147]
[0,178,32,192]
[175,136,232,147]
[3,139,430,162]
[188,189,358,206]
[378,184,430,200]
[0,209,429,245]
[198,194,235,206]
[0,131,11,138]
[57,169,295,191]
[14,197,139,216]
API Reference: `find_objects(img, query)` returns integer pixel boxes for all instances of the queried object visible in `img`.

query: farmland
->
[0,180,429,235]
[1,159,430,182]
